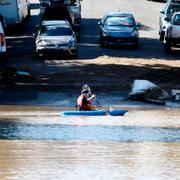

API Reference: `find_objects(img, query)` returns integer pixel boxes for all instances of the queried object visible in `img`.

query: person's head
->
[82,84,91,92]
[81,89,90,97]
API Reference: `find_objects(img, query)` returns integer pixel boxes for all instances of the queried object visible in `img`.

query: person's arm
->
[87,94,96,101]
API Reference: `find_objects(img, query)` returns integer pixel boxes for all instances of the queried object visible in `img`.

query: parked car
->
[159,0,180,40]
[39,0,65,16]
[0,0,30,27]
[39,0,82,31]
[34,20,77,58]
[164,11,180,52]
[98,12,139,48]
[0,21,7,62]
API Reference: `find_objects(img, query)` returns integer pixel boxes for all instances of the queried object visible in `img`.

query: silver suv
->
[0,21,7,62]
[159,0,180,41]
[164,11,180,52]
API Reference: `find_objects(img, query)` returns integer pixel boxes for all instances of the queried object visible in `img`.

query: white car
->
[164,11,180,52]
[159,0,180,41]
[35,20,77,58]
[0,21,7,62]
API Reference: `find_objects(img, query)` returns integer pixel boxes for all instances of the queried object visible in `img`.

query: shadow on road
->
[1,11,179,96]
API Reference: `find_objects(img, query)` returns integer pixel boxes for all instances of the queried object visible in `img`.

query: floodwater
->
[0,105,180,179]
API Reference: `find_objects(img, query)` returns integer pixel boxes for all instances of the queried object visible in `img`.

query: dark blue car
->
[98,12,140,48]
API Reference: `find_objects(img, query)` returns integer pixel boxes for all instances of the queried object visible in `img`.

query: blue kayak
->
[63,110,107,116]
[108,109,128,116]
[62,110,128,116]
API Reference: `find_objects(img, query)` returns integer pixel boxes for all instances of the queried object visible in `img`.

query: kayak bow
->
[108,109,128,116]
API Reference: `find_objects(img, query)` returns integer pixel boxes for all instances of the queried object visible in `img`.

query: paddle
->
[94,98,101,106]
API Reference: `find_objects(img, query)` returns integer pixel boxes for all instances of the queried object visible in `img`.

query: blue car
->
[98,12,140,48]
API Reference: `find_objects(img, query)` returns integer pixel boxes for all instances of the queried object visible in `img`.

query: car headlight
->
[102,30,108,37]
[68,38,76,47]
[131,30,139,37]
[37,39,48,47]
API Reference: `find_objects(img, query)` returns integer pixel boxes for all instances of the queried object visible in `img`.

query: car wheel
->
[0,53,7,66]
[133,42,139,49]
[71,54,78,59]
[76,33,80,42]
[100,38,105,48]
[25,7,31,22]
[159,31,165,41]
[34,50,41,59]
[164,41,171,53]
[71,50,78,59]
[28,7,31,17]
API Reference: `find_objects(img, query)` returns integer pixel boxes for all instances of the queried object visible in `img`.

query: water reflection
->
[0,141,180,179]
[0,107,180,179]
[0,121,180,142]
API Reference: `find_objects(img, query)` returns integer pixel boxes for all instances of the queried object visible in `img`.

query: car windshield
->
[105,16,135,27]
[167,4,180,15]
[40,25,73,36]
[173,14,180,25]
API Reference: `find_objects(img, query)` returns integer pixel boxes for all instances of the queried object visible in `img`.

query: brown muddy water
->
[0,105,180,179]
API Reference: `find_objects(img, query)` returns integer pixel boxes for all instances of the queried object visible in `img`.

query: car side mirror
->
[135,22,140,30]
[98,21,102,25]
[159,9,164,14]
[136,22,141,27]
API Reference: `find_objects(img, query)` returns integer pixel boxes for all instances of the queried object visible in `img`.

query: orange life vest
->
[76,95,92,110]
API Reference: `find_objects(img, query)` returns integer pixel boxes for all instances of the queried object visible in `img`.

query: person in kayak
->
[76,88,97,111]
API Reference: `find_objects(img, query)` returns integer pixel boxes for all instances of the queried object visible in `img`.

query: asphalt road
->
[2,0,180,106]
[6,0,179,64]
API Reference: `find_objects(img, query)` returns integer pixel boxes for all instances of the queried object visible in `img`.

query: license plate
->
[58,44,67,48]
[117,39,123,42]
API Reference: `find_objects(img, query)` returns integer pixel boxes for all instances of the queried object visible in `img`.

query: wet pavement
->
[0,89,180,108]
